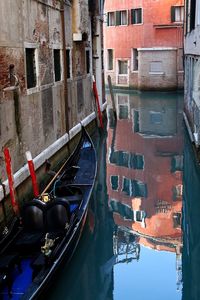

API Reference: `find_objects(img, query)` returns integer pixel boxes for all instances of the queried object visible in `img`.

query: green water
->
[45,91,198,300]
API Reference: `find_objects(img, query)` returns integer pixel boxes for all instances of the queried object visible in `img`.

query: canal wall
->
[182,127,200,300]
[0,0,105,178]
[0,107,107,229]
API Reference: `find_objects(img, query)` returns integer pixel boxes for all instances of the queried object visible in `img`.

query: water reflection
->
[46,91,185,300]
[107,91,183,298]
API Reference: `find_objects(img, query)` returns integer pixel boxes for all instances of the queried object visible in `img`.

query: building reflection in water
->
[107,91,183,293]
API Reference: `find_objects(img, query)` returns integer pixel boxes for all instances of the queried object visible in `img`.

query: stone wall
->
[0,0,98,178]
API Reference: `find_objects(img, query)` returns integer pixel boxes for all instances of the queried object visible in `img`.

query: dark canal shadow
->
[182,127,200,300]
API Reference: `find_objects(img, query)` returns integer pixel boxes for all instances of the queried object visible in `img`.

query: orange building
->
[104,0,184,90]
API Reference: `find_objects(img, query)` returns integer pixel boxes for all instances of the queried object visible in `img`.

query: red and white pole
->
[92,75,103,129]
[26,151,39,197]
[3,148,19,215]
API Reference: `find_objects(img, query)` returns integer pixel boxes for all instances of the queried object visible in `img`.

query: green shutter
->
[116,11,121,25]
[138,8,142,23]
[131,9,135,24]
[171,6,175,22]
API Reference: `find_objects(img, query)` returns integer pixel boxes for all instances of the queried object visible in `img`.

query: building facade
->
[0,0,104,179]
[104,0,184,90]
[184,0,200,147]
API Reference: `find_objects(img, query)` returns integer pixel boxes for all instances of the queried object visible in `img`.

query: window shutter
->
[107,13,110,26]
[116,11,120,25]
[131,9,135,24]
[171,6,175,22]
[138,8,142,23]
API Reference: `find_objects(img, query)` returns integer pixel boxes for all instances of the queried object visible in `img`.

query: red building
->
[104,0,184,90]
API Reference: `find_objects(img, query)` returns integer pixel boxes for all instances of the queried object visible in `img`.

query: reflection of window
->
[107,12,115,26]
[130,154,144,169]
[109,151,144,169]
[171,6,184,22]
[116,10,128,25]
[119,105,128,119]
[131,8,142,24]
[107,49,114,70]
[110,199,134,220]
[122,178,147,197]
[172,185,183,200]
[171,155,183,172]
[26,48,37,89]
[173,212,182,228]
[135,210,146,222]
[133,110,139,132]
[118,60,128,74]
[111,175,119,191]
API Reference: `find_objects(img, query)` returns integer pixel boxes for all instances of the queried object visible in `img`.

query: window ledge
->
[149,72,164,75]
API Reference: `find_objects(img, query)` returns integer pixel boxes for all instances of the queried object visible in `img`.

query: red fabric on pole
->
[27,159,39,197]
[3,148,19,215]
[92,79,103,129]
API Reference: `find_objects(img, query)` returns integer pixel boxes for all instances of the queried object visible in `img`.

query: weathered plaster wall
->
[0,0,96,179]
[138,48,178,90]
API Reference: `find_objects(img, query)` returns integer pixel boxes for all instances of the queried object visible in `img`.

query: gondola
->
[0,125,97,299]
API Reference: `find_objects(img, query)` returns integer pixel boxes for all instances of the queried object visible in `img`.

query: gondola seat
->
[53,183,82,213]
[46,199,70,236]
[15,200,46,253]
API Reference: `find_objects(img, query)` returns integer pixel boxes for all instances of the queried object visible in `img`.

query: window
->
[107,49,114,70]
[118,60,128,74]
[132,48,138,71]
[107,12,115,26]
[171,6,184,22]
[149,61,163,74]
[53,49,61,82]
[122,177,147,197]
[85,49,90,74]
[111,175,119,191]
[116,10,128,25]
[66,49,71,79]
[190,0,196,31]
[25,48,37,89]
[131,8,142,24]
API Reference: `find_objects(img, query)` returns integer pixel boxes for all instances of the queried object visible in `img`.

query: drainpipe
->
[61,0,69,132]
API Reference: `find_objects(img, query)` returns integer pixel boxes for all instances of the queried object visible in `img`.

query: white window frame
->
[107,11,115,26]
[131,8,143,25]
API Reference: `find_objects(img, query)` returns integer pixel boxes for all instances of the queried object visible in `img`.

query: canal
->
[46,91,199,300]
